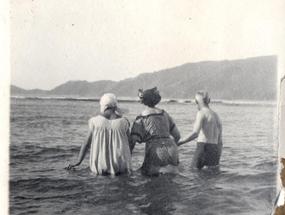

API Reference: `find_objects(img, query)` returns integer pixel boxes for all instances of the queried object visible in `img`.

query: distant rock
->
[11,85,48,95]
[11,56,277,100]
[48,80,116,96]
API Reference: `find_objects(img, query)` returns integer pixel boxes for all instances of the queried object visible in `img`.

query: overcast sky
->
[11,0,285,90]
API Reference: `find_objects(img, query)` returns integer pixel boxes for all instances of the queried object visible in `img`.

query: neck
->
[199,104,209,110]
[102,110,118,120]
[142,106,162,116]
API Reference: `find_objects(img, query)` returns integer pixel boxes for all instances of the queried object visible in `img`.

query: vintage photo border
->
[274,69,285,214]
[1,0,285,214]
[0,0,10,213]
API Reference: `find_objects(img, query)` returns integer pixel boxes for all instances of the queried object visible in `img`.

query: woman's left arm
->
[170,125,181,143]
[167,113,181,143]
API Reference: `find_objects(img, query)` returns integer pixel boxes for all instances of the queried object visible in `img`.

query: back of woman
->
[89,115,131,175]
[132,110,177,142]
[130,87,181,176]
[66,93,131,176]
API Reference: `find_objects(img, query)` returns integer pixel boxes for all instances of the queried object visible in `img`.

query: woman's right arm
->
[65,130,93,170]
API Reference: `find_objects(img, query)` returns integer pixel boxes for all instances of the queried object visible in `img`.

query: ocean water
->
[10,98,278,215]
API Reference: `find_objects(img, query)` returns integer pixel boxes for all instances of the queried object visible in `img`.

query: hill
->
[11,56,277,100]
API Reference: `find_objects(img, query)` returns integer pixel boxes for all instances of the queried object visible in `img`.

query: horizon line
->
[12,54,277,91]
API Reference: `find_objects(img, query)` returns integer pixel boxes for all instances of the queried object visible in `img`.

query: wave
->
[214,99,276,106]
[164,98,276,106]
[10,95,141,103]
[11,95,101,102]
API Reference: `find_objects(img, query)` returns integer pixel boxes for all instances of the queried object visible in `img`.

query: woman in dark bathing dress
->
[130,87,181,176]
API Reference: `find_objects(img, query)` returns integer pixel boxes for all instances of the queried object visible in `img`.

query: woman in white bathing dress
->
[66,93,132,175]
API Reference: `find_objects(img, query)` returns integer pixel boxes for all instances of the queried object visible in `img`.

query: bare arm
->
[177,132,199,146]
[66,131,92,170]
[218,127,223,145]
[216,114,223,145]
[218,119,223,145]
[177,111,203,146]
[217,122,223,157]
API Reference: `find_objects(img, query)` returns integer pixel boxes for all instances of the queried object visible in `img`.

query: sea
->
[10,97,278,215]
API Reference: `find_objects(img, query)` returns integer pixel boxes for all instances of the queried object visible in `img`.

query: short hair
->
[195,90,210,105]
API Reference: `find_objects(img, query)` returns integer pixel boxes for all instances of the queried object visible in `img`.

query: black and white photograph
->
[4,0,285,214]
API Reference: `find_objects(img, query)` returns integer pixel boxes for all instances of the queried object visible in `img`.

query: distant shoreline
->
[10,96,276,106]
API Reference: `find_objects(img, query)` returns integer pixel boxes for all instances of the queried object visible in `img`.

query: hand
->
[177,139,188,146]
[177,141,184,146]
[65,163,79,170]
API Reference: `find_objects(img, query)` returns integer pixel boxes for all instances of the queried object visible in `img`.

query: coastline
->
[10,95,276,106]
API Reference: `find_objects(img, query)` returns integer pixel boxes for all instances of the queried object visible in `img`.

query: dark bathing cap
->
[138,87,161,107]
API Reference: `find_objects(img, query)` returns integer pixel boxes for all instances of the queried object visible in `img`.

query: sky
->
[10,0,285,90]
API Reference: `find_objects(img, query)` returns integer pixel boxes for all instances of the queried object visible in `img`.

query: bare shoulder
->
[212,110,220,120]
[207,108,218,116]
[212,111,222,125]
[199,108,208,117]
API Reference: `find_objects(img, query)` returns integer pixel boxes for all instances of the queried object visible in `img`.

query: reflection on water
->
[10,98,277,215]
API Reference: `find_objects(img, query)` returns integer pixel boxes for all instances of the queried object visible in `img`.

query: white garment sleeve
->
[88,118,94,131]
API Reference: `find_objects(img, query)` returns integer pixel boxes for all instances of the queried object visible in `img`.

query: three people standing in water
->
[67,88,223,176]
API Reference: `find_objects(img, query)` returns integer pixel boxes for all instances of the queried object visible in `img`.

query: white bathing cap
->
[99,93,120,115]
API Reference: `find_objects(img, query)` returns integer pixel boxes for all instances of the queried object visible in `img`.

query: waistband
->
[197,142,218,145]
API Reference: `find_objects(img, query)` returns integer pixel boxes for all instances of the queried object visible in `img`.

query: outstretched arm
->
[66,131,92,170]
[177,112,203,146]
[177,131,199,146]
